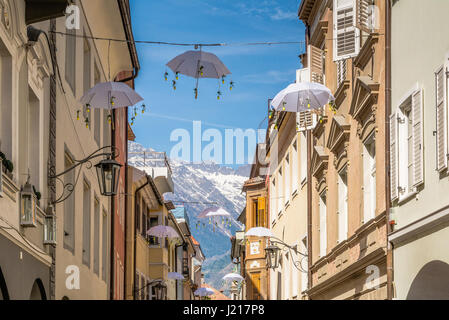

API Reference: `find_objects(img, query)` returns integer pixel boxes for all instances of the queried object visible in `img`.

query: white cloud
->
[271,7,297,21]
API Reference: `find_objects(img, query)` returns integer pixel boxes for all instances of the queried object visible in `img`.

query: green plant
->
[0,152,13,173]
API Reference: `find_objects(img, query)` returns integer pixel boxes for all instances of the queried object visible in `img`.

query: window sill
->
[398,190,418,205]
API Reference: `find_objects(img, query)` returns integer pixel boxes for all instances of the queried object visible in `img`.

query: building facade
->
[241,144,269,300]
[389,0,449,300]
[267,109,309,300]
[299,0,389,300]
[0,0,63,300]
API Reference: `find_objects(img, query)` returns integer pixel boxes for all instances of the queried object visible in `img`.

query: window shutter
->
[271,179,276,225]
[356,0,374,33]
[333,0,360,61]
[297,112,318,132]
[390,113,399,201]
[412,89,424,187]
[284,158,290,205]
[292,140,299,193]
[337,59,347,88]
[436,66,447,172]
[258,197,266,227]
[308,45,324,84]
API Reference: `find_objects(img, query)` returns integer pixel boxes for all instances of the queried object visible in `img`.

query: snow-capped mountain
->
[128,141,249,290]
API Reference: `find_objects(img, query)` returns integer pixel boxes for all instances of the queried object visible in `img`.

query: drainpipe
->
[110,116,116,300]
[385,0,394,300]
[132,176,150,300]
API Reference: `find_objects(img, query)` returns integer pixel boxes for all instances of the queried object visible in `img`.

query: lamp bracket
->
[48,145,119,204]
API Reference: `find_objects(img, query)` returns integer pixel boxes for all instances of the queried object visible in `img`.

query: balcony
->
[130,151,174,194]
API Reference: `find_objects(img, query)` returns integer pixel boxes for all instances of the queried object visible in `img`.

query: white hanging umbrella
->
[194,287,215,297]
[167,50,231,79]
[245,227,273,238]
[271,82,334,113]
[222,273,244,282]
[80,81,143,109]
[147,225,179,238]
[167,272,185,280]
[197,207,232,219]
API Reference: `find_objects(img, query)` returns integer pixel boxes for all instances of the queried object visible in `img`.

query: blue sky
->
[129,0,306,166]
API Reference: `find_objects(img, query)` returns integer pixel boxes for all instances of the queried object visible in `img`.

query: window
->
[63,153,75,252]
[291,250,298,298]
[300,132,307,185]
[284,253,290,300]
[149,216,159,245]
[254,197,266,227]
[142,206,147,238]
[356,0,376,32]
[102,208,108,281]
[65,28,76,94]
[103,110,111,145]
[277,168,283,215]
[301,236,308,293]
[284,156,290,205]
[94,197,100,276]
[0,45,12,162]
[319,191,327,258]
[83,37,91,96]
[333,0,360,61]
[270,178,276,225]
[292,140,299,194]
[338,166,348,241]
[436,65,448,172]
[136,195,140,233]
[390,89,424,202]
[363,134,376,222]
[83,180,91,266]
[27,88,41,189]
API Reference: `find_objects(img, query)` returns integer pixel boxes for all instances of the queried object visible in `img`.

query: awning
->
[25,0,70,25]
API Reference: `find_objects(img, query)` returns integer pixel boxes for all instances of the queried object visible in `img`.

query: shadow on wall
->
[29,279,47,300]
[407,260,449,300]
[0,267,9,300]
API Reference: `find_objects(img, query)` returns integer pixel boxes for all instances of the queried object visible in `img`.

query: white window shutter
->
[333,0,360,61]
[436,66,448,172]
[390,113,399,201]
[297,112,317,132]
[356,0,374,33]
[292,141,299,193]
[412,89,424,187]
[337,59,347,88]
[284,159,290,205]
[308,45,324,84]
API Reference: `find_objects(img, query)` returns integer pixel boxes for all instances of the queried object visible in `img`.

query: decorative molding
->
[326,116,351,154]
[354,33,379,69]
[313,115,328,138]
[334,80,350,108]
[310,20,328,47]
[311,145,329,179]
[350,76,379,137]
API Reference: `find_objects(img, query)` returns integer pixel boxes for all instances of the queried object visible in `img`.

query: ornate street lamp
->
[154,282,167,300]
[20,176,37,227]
[95,157,121,196]
[48,146,120,204]
[265,244,281,269]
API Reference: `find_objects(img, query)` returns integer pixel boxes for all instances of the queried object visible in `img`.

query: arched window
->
[29,279,47,300]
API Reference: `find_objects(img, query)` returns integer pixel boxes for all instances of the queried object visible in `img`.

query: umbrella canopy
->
[166,50,231,79]
[147,225,179,238]
[80,81,143,109]
[245,227,274,238]
[222,273,245,282]
[197,207,232,219]
[271,82,334,113]
[194,287,215,297]
[167,272,185,280]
